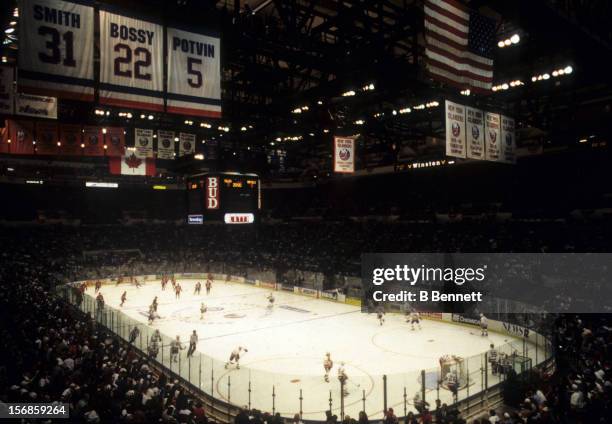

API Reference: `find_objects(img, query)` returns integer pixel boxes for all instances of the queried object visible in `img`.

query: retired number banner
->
[484,112,501,162]
[18,0,94,101]
[167,27,221,118]
[500,116,516,164]
[465,107,485,160]
[134,128,153,158]
[99,8,163,111]
[333,136,355,173]
[445,100,466,158]
[157,130,175,159]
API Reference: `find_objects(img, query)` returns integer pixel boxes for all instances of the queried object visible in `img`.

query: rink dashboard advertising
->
[361,253,612,314]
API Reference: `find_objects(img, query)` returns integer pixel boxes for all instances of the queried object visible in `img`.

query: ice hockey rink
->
[81,278,542,420]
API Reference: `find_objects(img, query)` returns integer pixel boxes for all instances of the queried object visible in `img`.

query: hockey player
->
[151,296,158,312]
[148,305,158,325]
[148,336,160,358]
[410,312,422,330]
[267,293,275,309]
[161,276,167,291]
[95,280,102,293]
[337,362,349,396]
[376,307,385,326]
[480,313,488,336]
[170,335,185,363]
[206,278,212,294]
[194,281,202,295]
[200,302,207,320]
[323,352,334,382]
[488,343,498,375]
[128,326,140,345]
[96,292,105,310]
[225,346,248,369]
[175,283,182,299]
[187,330,198,357]
[120,291,127,307]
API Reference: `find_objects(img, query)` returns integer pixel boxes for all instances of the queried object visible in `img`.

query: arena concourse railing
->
[55,268,554,424]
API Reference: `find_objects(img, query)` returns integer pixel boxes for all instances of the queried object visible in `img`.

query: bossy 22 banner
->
[166,26,221,118]
[99,7,163,111]
[18,0,95,101]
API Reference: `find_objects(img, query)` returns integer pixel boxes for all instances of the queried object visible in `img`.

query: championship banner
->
[333,136,355,173]
[105,127,125,157]
[35,121,59,155]
[465,107,485,160]
[484,112,501,162]
[59,124,83,155]
[18,0,95,101]
[166,26,221,118]
[157,130,175,159]
[99,8,164,111]
[0,66,14,115]
[500,116,516,164]
[15,93,57,119]
[134,128,153,158]
[82,126,104,156]
[7,120,35,155]
[445,100,466,158]
[179,132,196,156]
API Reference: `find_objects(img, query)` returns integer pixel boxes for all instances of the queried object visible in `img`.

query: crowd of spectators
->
[0,219,611,423]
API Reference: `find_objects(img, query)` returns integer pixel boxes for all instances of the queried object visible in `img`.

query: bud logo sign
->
[206,177,219,209]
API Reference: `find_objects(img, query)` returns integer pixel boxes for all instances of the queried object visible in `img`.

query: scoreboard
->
[186,172,260,224]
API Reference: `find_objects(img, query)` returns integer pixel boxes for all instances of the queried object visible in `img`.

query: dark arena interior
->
[1,0,612,423]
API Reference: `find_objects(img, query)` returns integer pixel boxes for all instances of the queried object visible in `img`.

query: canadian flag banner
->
[109,153,156,176]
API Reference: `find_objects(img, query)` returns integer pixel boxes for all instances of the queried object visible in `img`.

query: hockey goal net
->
[439,355,467,388]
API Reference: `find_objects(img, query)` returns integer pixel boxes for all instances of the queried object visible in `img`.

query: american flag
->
[424,0,496,92]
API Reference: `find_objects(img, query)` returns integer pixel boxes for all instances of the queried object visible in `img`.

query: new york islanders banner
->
[157,130,175,159]
[82,126,104,156]
[166,26,221,118]
[333,136,355,173]
[500,116,516,164]
[18,0,95,101]
[99,8,163,111]
[445,100,466,158]
[179,132,195,156]
[134,128,153,158]
[35,121,59,155]
[465,107,485,160]
[484,112,501,162]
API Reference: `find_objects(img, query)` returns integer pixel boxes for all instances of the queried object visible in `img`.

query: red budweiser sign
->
[206,177,219,209]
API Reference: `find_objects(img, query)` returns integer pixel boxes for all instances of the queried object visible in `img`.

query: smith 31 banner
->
[500,115,516,164]
[333,136,355,173]
[178,132,195,156]
[99,8,164,111]
[484,112,501,162]
[166,26,221,118]
[18,0,94,101]
[465,107,485,160]
[445,100,466,158]
[157,130,175,159]
[134,128,153,158]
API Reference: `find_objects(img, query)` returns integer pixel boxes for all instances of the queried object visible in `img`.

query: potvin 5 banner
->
[166,26,221,118]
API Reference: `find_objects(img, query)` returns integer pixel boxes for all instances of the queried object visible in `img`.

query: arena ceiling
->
[1,0,611,173]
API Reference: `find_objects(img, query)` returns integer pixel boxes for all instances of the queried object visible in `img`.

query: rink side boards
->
[68,275,546,343]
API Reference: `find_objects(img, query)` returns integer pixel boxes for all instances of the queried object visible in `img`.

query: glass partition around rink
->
[56,274,554,422]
